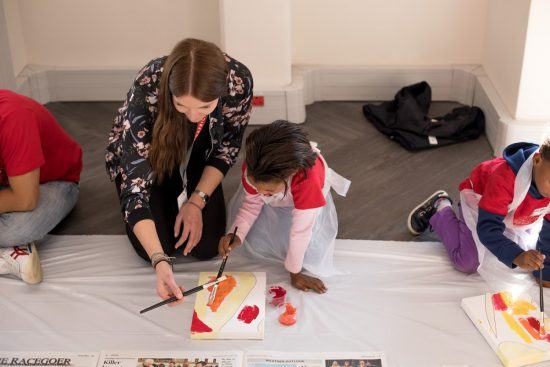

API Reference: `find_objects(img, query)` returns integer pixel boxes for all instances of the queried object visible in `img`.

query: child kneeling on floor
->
[408,140,550,291]
[218,120,350,293]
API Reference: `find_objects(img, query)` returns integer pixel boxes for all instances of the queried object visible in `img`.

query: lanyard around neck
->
[193,115,208,142]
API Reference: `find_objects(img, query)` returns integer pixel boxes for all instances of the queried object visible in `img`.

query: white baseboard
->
[16,65,138,104]
[251,64,479,125]
[15,64,293,125]
[294,64,478,105]
[15,64,549,154]
[472,68,550,155]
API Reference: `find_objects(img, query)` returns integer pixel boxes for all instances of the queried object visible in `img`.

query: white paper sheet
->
[0,235,538,366]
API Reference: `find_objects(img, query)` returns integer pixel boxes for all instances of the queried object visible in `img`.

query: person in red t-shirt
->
[0,90,82,284]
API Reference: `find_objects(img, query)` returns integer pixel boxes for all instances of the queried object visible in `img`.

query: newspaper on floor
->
[0,352,99,367]
[246,352,386,367]
[97,352,243,367]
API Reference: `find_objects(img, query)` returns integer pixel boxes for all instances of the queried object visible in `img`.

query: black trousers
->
[123,169,226,263]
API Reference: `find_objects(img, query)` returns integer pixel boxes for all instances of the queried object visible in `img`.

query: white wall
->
[483,0,531,118]
[291,0,488,66]
[515,0,550,121]
[5,0,493,76]
[7,0,221,70]
[3,0,26,76]
[5,0,548,133]
[220,0,291,87]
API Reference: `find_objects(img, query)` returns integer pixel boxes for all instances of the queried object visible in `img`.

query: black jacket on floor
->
[362,81,485,151]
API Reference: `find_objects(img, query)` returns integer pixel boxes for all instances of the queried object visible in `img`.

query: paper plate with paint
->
[462,292,550,367]
[190,271,266,340]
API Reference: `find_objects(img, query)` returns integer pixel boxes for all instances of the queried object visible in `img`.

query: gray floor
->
[47,100,494,241]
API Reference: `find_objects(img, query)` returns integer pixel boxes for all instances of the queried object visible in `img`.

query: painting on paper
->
[190,271,266,340]
[462,292,550,367]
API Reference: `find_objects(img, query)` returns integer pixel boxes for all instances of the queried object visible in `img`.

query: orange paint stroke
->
[502,311,532,344]
[519,318,543,340]
[207,275,237,312]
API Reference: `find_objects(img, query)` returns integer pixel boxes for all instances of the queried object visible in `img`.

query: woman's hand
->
[218,233,242,257]
[174,198,204,255]
[155,261,184,306]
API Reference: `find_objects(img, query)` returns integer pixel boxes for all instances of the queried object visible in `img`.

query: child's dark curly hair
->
[541,139,550,161]
[245,120,318,187]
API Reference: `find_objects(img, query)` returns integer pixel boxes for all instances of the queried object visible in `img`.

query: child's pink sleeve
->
[284,207,321,273]
[232,190,264,242]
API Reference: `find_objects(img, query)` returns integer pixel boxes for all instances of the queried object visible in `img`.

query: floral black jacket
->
[105,54,253,228]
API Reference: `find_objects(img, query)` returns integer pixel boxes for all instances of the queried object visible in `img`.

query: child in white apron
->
[407,141,550,294]
[219,120,350,293]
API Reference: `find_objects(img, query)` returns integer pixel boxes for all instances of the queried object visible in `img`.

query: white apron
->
[227,143,351,277]
[460,149,549,294]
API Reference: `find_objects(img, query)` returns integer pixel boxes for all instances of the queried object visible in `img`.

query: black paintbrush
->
[208,226,238,305]
[217,226,238,277]
[140,275,228,314]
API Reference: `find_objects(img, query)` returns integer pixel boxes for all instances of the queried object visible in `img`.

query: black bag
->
[362,81,485,151]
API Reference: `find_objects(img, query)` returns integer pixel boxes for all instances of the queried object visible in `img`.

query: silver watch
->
[193,189,210,204]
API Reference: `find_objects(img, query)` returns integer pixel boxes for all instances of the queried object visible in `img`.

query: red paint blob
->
[279,303,297,326]
[526,317,550,341]
[190,311,212,333]
[527,316,541,331]
[269,286,286,298]
[521,317,550,342]
[268,286,287,306]
[237,305,260,324]
[492,293,508,311]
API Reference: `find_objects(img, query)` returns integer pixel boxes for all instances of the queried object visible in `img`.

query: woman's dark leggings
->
[123,171,226,262]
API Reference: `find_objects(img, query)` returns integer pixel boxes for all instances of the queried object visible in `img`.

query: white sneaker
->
[0,242,43,284]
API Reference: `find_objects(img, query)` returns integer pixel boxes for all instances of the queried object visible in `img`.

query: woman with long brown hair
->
[105,38,253,304]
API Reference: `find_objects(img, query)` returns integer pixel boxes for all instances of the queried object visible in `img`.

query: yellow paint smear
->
[500,291,513,308]
[502,312,532,344]
[511,299,536,315]
[498,341,546,367]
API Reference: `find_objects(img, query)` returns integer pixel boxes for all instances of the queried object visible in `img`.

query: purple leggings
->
[429,205,480,274]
